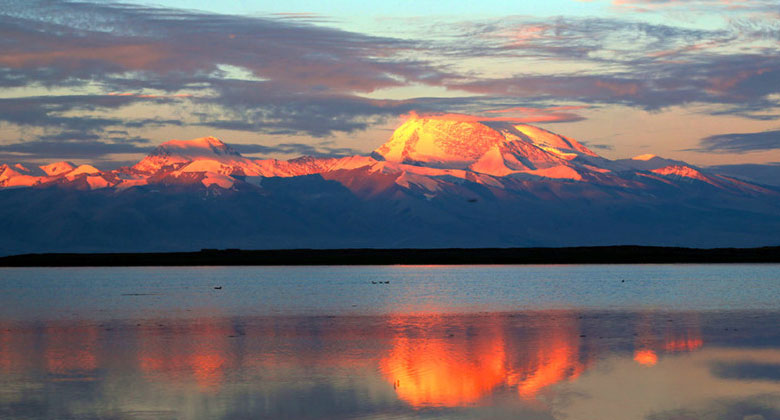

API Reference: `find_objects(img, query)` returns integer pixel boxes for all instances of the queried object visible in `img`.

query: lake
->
[0,265,778,419]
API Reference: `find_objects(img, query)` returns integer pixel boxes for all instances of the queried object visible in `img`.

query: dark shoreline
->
[1,246,779,267]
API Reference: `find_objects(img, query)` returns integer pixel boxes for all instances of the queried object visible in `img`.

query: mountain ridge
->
[1,116,778,254]
[2,116,772,194]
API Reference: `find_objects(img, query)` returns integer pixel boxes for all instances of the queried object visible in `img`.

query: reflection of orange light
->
[515,343,583,398]
[381,335,507,407]
[44,324,98,376]
[664,336,703,353]
[138,319,230,390]
[0,326,23,373]
[510,318,584,399]
[633,315,704,366]
[633,349,658,366]
[190,353,226,385]
[381,313,586,407]
[380,314,508,408]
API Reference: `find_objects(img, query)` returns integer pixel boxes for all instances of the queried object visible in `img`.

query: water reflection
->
[138,319,232,390]
[511,314,586,400]
[632,313,703,367]
[380,314,508,407]
[43,323,100,381]
[0,311,777,419]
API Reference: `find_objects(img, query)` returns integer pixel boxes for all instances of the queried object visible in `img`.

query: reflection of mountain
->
[0,312,712,404]
[634,313,703,366]
[2,116,780,254]
[509,316,586,399]
[380,313,588,406]
[0,311,772,419]
[138,319,232,390]
[43,324,99,378]
[380,315,508,407]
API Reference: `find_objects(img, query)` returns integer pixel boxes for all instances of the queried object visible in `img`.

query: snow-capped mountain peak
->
[133,136,247,175]
[40,161,76,176]
[372,116,599,169]
[149,136,241,158]
[632,154,657,161]
[371,115,599,178]
[2,119,779,253]
[373,117,508,167]
[0,120,775,197]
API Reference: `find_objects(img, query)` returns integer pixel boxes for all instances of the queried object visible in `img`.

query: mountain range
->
[1,116,779,255]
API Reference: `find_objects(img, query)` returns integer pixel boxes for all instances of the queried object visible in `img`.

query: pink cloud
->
[402,106,585,124]
[107,92,193,99]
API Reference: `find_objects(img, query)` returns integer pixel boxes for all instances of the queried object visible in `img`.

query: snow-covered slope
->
[40,161,75,176]
[0,118,774,196]
[0,164,40,187]
[371,117,597,179]
[1,117,779,253]
[133,136,261,175]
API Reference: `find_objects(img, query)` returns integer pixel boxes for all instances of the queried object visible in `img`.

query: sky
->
[1,0,780,168]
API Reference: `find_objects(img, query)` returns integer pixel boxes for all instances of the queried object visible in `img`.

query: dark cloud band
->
[695,130,780,153]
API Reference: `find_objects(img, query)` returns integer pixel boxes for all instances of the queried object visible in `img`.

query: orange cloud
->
[402,106,586,124]
[0,44,172,71]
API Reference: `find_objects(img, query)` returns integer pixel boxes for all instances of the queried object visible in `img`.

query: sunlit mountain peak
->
[372,114,597,177]
[150,136,242,158]
[373,116,508,168]
[40,161,76,176]
[133,136,247,175]
[632,154,658,161]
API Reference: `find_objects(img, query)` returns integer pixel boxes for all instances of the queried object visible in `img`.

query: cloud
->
[694,129,780,153]
[0,0,457,144]
[0,139,151,159]
[444,17,729,63]
[707,162,780,186]
[234,143,363,157]
[189,80,423,136]
[580,141,614,150]
[444,53,780,111]
[0,95,142,131]
[0,94,184,134]
[612,0,777,10]
[426,16,780,113]
[2,0,780,162]
[0,1,445,93]
[400,107,586,124]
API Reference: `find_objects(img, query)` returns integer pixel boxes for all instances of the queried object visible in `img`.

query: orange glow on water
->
[140,350,227,390]
[138,319,230,390]
[514,342,584,398]
[381,313,586,407]
[0,312,711,409]
[664,335,703,353]
[0,326,30,373]
[633,315,703,366]
[633,349,658,366]
[380,317,507,407]
[43,324,98,376]
[510,317,585,399]
[189,353,227,386]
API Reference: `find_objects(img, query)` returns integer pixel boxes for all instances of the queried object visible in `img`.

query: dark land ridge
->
[0,246,779,267]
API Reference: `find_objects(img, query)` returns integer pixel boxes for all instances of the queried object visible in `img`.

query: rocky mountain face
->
[1,116,778,254]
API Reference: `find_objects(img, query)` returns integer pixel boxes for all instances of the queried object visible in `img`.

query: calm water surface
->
[0,264,778,419]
